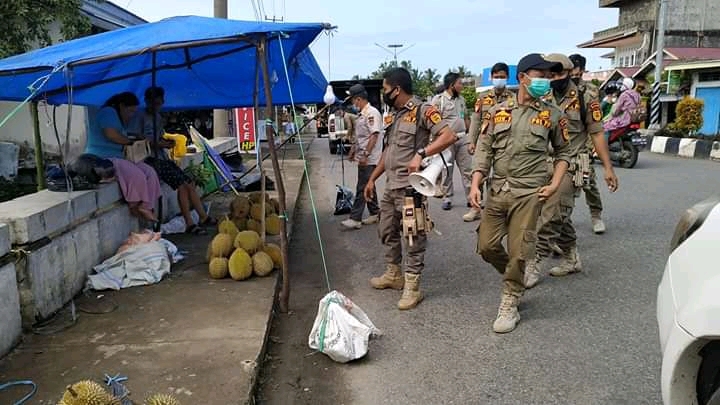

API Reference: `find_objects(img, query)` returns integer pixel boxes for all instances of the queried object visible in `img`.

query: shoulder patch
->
[590,100,602,122]
[474,98,482,112]
[425,105,442,125]
[559,117,569,142]
[368,115,375,126]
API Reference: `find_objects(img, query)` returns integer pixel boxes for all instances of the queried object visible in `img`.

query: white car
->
[657,196,720,405]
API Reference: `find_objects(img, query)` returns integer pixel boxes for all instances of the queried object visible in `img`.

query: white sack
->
[87,240,171,291]
[308,290,381,363]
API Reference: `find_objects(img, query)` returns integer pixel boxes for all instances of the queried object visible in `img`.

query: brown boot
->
[550,246,582,277]
[398,272,423,310]
[370,264,404,290]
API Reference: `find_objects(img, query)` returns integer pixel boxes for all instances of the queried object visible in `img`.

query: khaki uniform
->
[577,80,603,218]
[535,82,603,260]
[473,98,571,295]
[379,97,450,274]
[431,91,471,199]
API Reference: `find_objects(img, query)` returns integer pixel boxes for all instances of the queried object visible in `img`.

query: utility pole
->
[650,0,668,129]
[213,0,230,138]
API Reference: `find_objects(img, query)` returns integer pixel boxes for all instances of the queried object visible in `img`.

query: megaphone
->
[408,149,453,197]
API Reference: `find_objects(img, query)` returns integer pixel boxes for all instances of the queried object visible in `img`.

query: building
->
[578,0,720,69]
[664,60,720,135]
[0,1,147,167]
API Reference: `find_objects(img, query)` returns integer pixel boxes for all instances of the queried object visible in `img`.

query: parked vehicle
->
[657,195,720,405]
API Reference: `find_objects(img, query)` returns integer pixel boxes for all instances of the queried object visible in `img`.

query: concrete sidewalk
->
[0,138,312,404]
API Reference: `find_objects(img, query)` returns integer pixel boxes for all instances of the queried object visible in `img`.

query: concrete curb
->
[648,135,720,160]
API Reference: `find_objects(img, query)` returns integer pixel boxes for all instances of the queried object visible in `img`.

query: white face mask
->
[492,78,507,89]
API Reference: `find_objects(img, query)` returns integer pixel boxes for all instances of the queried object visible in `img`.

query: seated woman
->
[85,92,161,224]
[134,86,216,235]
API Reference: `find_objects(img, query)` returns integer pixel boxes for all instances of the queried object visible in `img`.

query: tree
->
[460,85,477,112]
[0,0,92,59]
[448,65,473,78]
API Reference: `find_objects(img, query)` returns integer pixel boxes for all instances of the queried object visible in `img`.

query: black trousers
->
[350,164,379,221]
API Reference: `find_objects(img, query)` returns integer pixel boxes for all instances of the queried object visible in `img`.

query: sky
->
[122,0,620,81]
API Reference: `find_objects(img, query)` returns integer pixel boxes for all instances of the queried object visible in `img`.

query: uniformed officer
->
[343,84,383,229]
[364,67,458,310]
[524,53,618,289]
[468,54,572,333]
[431,72,472,213]
[569,53,607,234]
[467,62,517,221]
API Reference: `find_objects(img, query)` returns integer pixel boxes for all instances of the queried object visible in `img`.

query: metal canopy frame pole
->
[258,37,290,313]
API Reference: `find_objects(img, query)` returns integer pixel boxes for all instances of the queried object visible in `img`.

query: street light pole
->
[374,43,416,65]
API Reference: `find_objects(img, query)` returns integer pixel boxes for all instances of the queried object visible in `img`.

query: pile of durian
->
[207,226,282,281]
[57,379,180,405]
[227,191,283,236]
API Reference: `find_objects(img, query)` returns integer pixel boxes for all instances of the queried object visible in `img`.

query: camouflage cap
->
[543,53,574,71]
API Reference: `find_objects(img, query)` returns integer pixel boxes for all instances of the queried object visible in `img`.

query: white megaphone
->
[408,149,453,197]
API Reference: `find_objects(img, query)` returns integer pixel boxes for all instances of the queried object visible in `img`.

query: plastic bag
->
[334,185,354,216]
[308,290,381,363]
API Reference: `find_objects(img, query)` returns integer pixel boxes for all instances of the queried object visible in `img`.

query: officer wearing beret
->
[364,67,458,310]
[469,53,571,333]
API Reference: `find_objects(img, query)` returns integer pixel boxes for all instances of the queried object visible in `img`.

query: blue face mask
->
[526,77,551,98]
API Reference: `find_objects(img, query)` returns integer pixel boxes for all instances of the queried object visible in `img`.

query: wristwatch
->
[416,148,427,158]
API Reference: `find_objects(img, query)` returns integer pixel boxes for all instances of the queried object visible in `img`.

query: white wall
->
[0,102,88,162]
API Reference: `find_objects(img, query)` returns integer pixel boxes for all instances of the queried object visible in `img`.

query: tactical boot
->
[550,246,583,277]
[362,214,379,225]
[550,241,563,256]
[370,264,404,290]
[493,290,520,333]
[592,217,606,234]
[524,259,543,289]
[398,272,423,310]
[462,208,482,222]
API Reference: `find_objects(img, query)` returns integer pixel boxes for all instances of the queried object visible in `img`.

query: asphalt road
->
[257,140,720,405]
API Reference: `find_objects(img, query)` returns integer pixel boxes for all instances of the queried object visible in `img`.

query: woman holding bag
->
[85,92,161,224]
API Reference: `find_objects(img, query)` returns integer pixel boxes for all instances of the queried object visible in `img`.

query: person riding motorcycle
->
[602,78,640,140]
[601,81,621,121]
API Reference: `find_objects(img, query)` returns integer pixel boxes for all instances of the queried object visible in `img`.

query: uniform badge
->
[569,89,577,98]
[507,99,514,108]
[383,114,394,127]
[568,98,581,111]
[559,117,569,142]
[425,105,442,125]
[590,101,602,122]
[494,110,511,124]
[368,116,375,126]
[538,110,550,120]
[403,108,417,123]
[483,95,494,106]
[474,98,482,113]
[483,111,491,121]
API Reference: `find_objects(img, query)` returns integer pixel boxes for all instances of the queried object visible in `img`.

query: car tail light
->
[669,196,720,253]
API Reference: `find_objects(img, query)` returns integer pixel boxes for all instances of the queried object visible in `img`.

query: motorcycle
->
[592,123,647,169]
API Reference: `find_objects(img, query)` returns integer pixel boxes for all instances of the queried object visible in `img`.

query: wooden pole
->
[259,38,290,313]
[30,102,46,191]
[254,48,266,243]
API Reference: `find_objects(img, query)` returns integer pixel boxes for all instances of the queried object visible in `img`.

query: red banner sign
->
[234,107,256,153]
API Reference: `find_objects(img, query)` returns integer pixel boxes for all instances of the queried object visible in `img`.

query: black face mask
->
[383,87,398,107]
[571,77,581,86]
[550,76,570,93]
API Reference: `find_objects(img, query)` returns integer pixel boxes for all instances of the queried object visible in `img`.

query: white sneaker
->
[341,219,362,229]
[362,214,379,225]
[592,218,606,234]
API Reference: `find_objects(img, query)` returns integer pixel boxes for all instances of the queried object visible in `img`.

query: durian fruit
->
[232,216,247,232]
[230,196,251,219]
[58,380,120,405]
[263,243,282,269]
[209,257,229,279]
[209,233,234,258]
[228,248,253,281]
[250,204,265,221]
[246,218,261,233]
[218,216,239,240]
[265,214,282,235]
[248,191,268,205]
[269,198,280,214]
[252,251,275,276]
[233,230,262,254]
[145,393,181,405]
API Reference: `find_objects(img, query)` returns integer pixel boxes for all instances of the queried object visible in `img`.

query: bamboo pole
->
[30,102,46,191]
[258,38,290,313]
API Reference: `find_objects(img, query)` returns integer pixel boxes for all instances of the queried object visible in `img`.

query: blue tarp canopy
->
[0,16,330,110]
